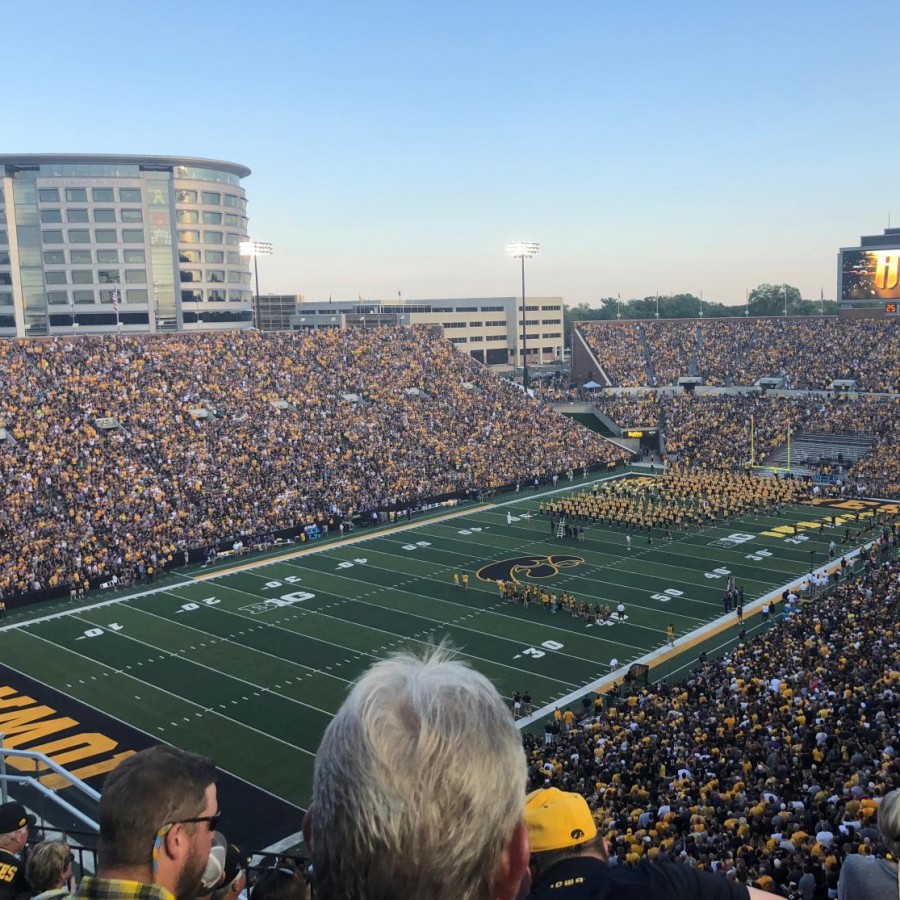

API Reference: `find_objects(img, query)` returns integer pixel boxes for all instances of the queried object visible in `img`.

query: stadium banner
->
[0,663,301,851]
[840,248,900,301]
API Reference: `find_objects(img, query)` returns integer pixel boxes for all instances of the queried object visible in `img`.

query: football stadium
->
[0,312,898,894]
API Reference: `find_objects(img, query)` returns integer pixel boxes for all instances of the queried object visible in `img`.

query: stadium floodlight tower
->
[240,240,273,330]
[506,241,540,392]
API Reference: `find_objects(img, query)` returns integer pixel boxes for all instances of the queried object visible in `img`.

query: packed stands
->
[524,559,900,893]
[578,321,648,387]
[0,327,628,598]
[579,318,900,391]
[642,320,697,386]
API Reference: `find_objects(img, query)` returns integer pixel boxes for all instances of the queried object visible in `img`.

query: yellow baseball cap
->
[524,788,598,852]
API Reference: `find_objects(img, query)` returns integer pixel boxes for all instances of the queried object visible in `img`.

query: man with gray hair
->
[303,645,529,900]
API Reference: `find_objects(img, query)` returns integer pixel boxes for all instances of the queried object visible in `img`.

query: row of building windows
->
[38,187,142,203]
[46,289,150,304]
[43,249,145,264]
[38,288,253,305]
[180,270,252,284]
[40,208,143,223]
[175,210,247,227]
[178,230,243,246]
[43,229,145,244]
[175,189,246,209]
[181,290,252,303]
[179,250,243,264]
[45,269,147,284]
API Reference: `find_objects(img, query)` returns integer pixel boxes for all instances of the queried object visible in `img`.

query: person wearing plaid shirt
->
[76,747,219,900]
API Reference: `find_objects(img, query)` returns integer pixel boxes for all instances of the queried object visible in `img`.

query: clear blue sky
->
[5,0,897,307]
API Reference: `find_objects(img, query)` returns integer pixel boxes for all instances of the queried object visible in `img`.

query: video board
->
[840,248,900,301]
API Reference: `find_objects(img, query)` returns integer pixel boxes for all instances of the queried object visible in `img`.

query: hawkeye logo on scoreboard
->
[477,555,584,584]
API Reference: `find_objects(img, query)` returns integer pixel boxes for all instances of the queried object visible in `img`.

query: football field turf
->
[0,471,887,846]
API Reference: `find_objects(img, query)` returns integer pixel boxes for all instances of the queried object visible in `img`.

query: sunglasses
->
[169,811,221,832]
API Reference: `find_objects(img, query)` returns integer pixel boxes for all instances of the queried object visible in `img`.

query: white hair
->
[309,645,526,900]
[878,788,900,858]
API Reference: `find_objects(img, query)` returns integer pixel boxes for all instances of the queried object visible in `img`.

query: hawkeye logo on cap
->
[477,555,584,584]
[571,829,585,840]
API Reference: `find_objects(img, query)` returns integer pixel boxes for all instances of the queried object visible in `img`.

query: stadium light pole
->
[655,292,659,319]
[506,241,540,392]
[783,284,788,317]
[240,240,273,330]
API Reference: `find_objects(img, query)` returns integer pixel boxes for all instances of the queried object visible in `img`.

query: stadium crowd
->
[523,557,900,897]
[579,318,900,391]
[0,327,627,600]
[591,391,900,483]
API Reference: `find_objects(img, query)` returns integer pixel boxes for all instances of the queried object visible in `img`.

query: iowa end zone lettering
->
[0,665,300,851]
[0,683,134,790]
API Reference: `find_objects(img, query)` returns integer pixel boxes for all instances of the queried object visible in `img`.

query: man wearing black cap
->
[0,801,35,900]
[524,788,771,900]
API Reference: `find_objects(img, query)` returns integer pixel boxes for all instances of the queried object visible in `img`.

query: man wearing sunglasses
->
[76,746,219,900]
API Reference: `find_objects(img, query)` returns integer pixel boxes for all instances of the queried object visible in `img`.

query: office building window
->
[95,229,118,243]
[67,208,89,223]
[92,188,114,202]
[201,191,221,205]
[122,229,144,243]
[42,230,64,243]
[124,249,145,263]
[40,209,62,223]
[97,250,119,264]
[125,269,147,283]
[43,250,65,264]
[65,188,87,202]
[121,209,143,223]
[70,250,92,263]
[45,271,67,285]
[38,188,60,202]
[93,208,116,223]
[176,190,197,204]
[119,188,141,202]
[205,250,224,263]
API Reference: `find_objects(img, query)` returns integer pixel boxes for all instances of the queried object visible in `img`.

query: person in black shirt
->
[0,801,35,900]
[523,788,770,900]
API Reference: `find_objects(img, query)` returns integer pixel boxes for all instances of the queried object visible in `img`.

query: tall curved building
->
[0,154,254,336]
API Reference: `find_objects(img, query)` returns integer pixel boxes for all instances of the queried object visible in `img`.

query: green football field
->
[0,471,885,843]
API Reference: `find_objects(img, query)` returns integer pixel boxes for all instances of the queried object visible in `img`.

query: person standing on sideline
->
[666,623,675,647]
[462,573,469,591]
[507,511,514,527]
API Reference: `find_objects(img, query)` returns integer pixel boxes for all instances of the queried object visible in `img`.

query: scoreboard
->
[840,247,900,302]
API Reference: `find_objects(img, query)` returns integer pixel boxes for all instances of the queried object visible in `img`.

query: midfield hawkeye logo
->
[477,555,584,584]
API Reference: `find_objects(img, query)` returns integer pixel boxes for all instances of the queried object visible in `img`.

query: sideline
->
[516,543,870,729]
